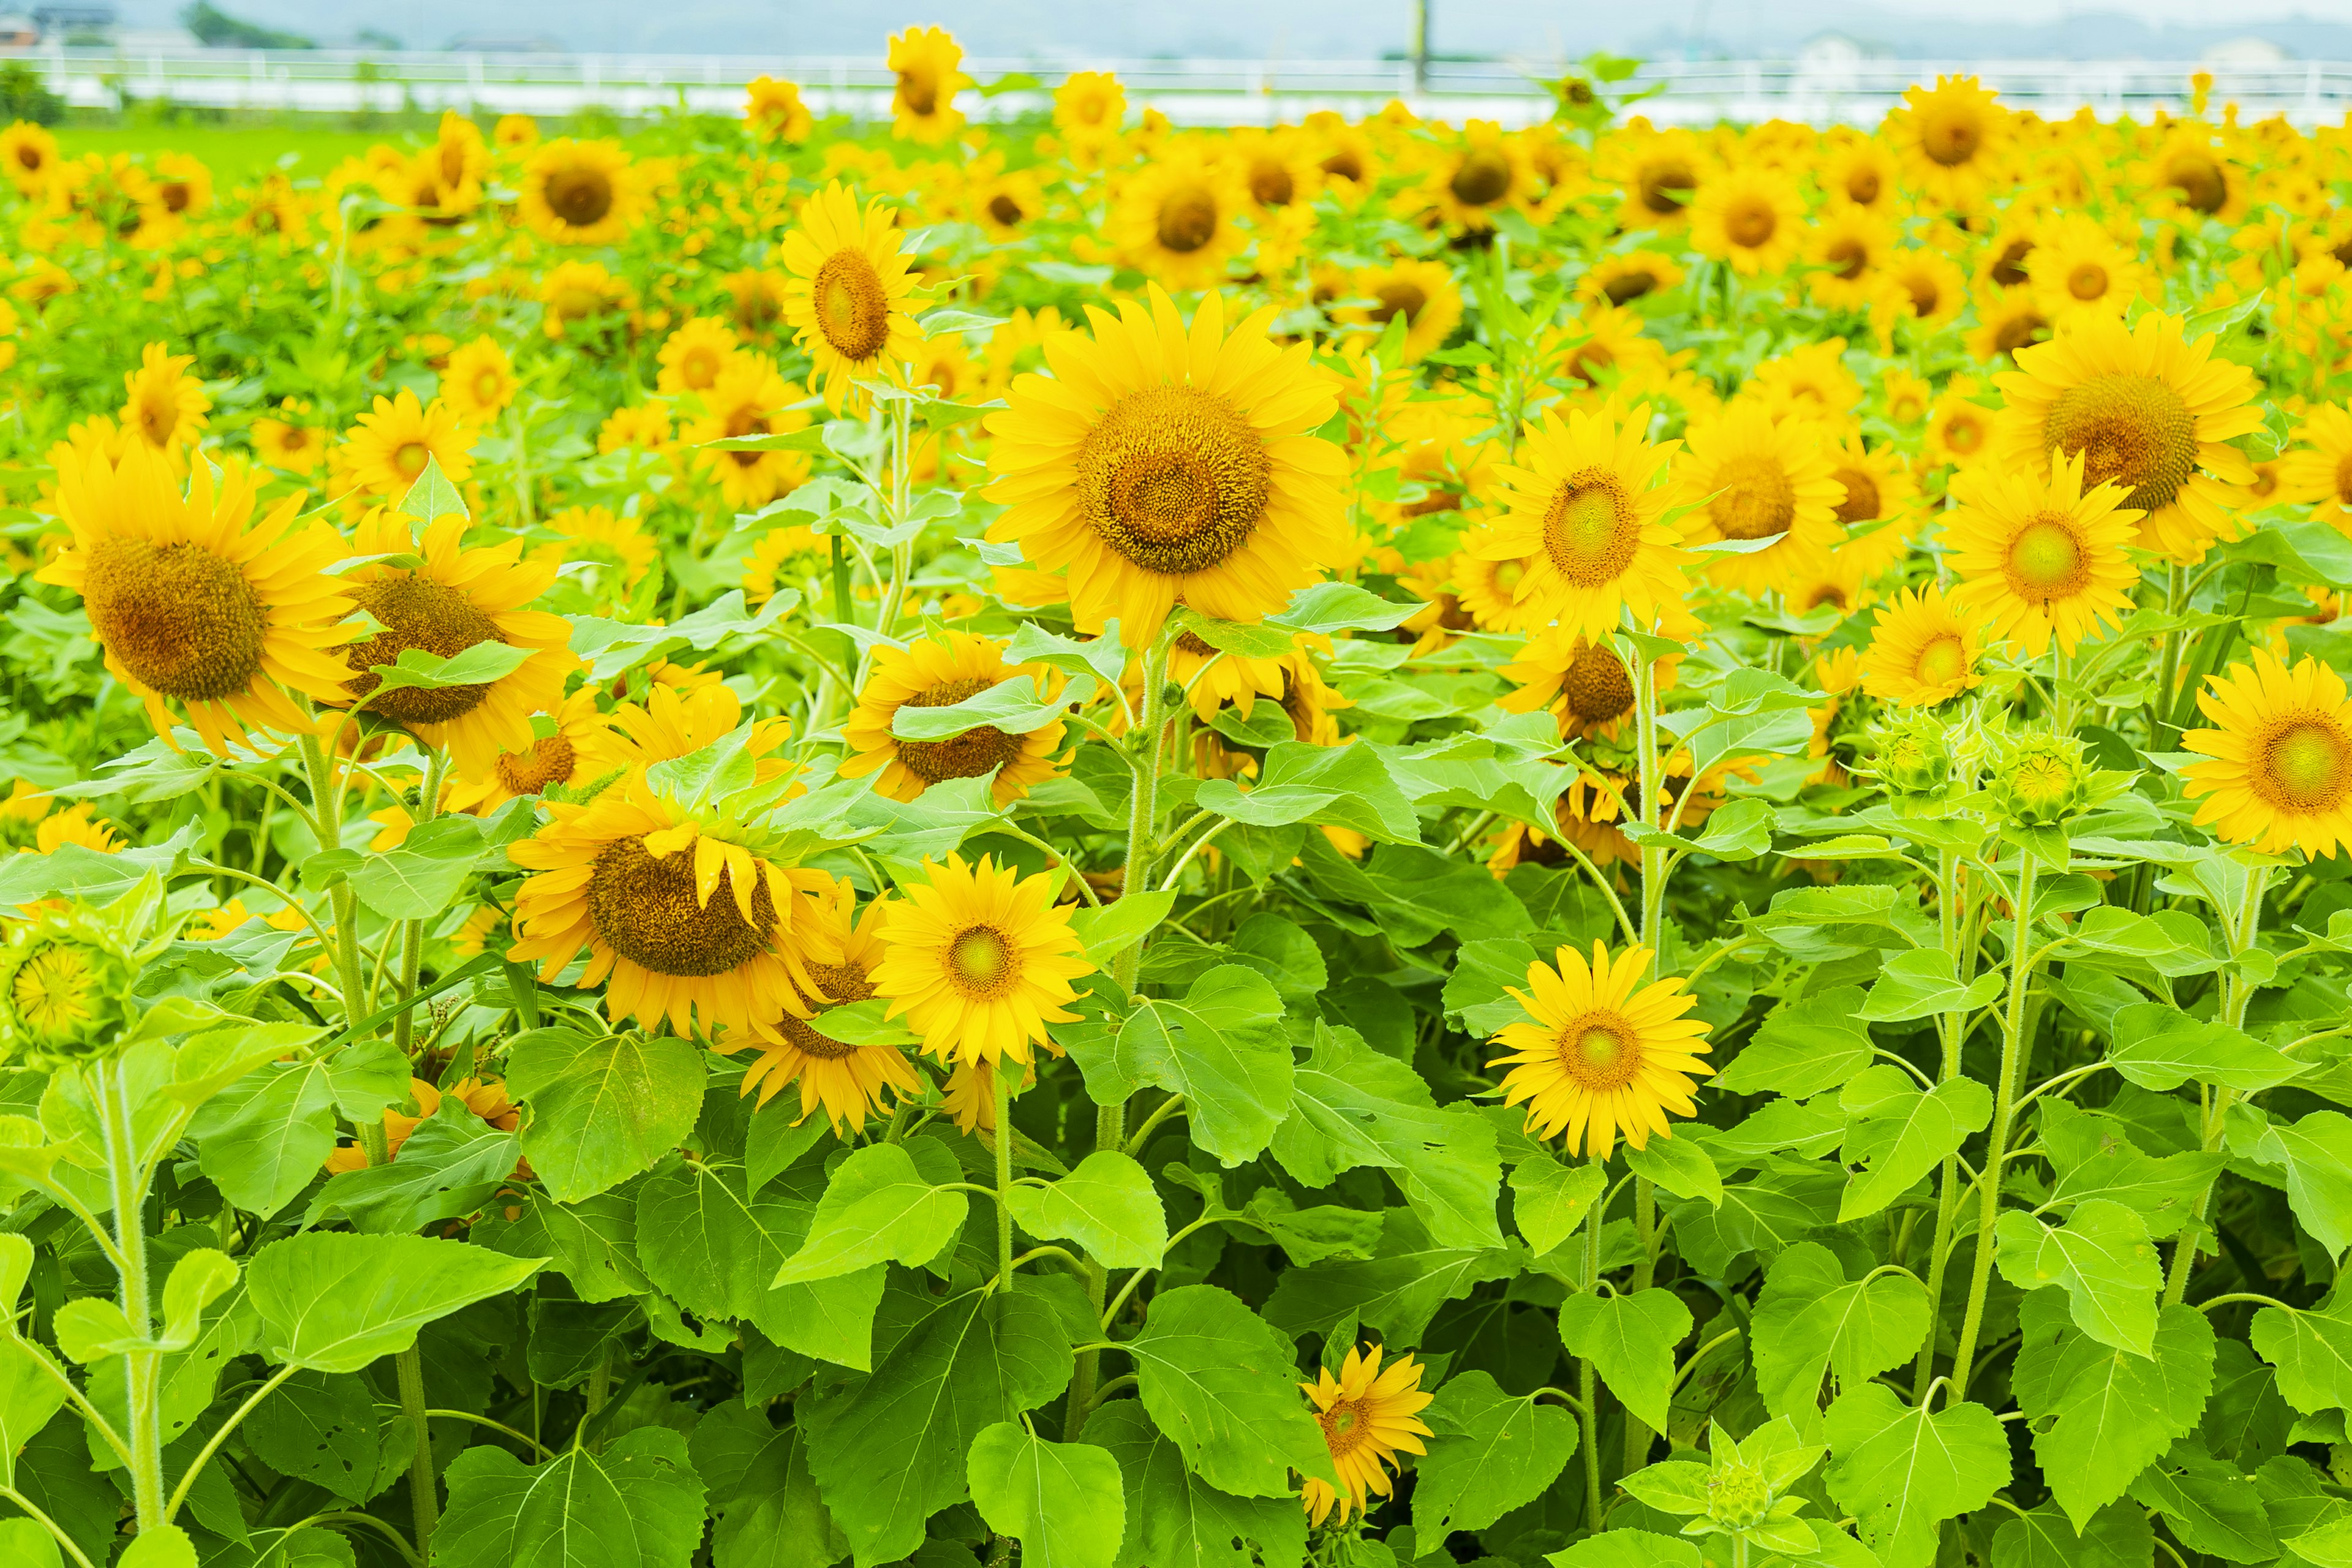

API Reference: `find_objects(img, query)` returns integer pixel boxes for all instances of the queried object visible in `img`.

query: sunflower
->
[1823,432,1921,579]
[1807,208,1893,312]
[685,355,810,511]
[599,401,673,456]
[970,167,1046,239]
[982,285,1346,645]
[744,75,813,145]
[742,525,820,608]
[119,341,209,454]
[1751,339,1861,420]
[2277,404,2352,530]
[0,121,55,194]
[440,337,518,424]
[1577,251,1684,309]
[540,504,657,594]
[1823,136,1899,213]
[1992,312,2262,562]
[2148,128,2244,222]
[446,687,617,814]
[600,682,795,786]
[1420,121,1531,232]
[2184,651,2352,859]
[32,803,117,856]
[1054,71,1126,154]
[1553,306,1669,393]
[1969,289,2050,366]
[1886,75,2008,209]
[780,181,924,415]
[333,508,573,774]
[1499,629,1681,741]
[2026,214,2146,330]
[655,317,742,397]
[518,138,641,245]
[1450,542,1542,633]
[1110,147,1250,292]
[251,399,323,475]
[869,853,1093,1069]
[507,775,839,1038]
[494,114,538,151]
[1690,168,1804,277]
[888,26,968,145]
[1860,585,1983,707]
[1603,128,1705,229]
[726,881,922,1130]
[1469,400,1686,640]
[38,445,352,755]
[1298,1345,1434,1528]
[1336,258,1463,363]
[840,631,1069,807]
[1676,404,1848,597]
[538,260,634,342]
[1943,449,2141,657]
[1928,379,1997,468]
[335,391,474,502]
[1488,940,1712,1158]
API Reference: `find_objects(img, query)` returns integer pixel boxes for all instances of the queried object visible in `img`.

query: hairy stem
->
[2164,864,2271,1306]
[1947,853,2037,1404]
[1915,846,1969,1400]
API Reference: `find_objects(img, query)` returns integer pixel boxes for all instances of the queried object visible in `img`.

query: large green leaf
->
[1823,1384,2011,1568]
[2252,1295,2352,1413]
[473,1187,653,1305]
[688,1405,845,1568]
[1194,741,1420,844]
[967,1422,1126,1568]
[438,1426,706,1568]
[1080,1400,1306,1568]
[1411,1370,1579,1535]
[2011,1292,2215,1530]
[189,1039,408,1218]
[1713,987,1873,1099]
[2234,1110,2352,1258]
[2109,1004,2306,1092]
[1751,1242,1931,1418]
[1509,1159,1606,1258]
[1994,1200,2163,1355]
[1126,1284,1338,1498]
[1006,1151,1168,1269]
[0,1338,69,1488]
[2128,1439,2278,1562]
[306,1099,521,1234]
[1557,1288,1690,1433]
[246,1368,380,1506]
[1837,1068,1993,1221]
[1989,1499,2156,1568]
[1076,966,1292,1166]
[1262,1210,1521,1346]
[505,1027,707,1203]
[1857,949,2002,1022]
[245,1232,543,1374]
[772,1142,967,1286]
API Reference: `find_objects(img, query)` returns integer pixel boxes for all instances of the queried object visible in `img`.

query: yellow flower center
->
[2258,718,2352,813]
[1712,453,1797,541]
[544,164,615,227]
[1449,147,1513,207]
[1541,470,1641,585]
[12,943,95,1044]
[894,676,1025,785]
[1154,186,1220,254]
[2068,262,2109,301]
[1076,383,1271,577]
[494,734,577,797]
[81,536,268,703]
[587,834,777,978]
[474,368,504,404]
[948,926,1015,996]
[1491,559,1525,595]
[1914,634,1967,688]
[2045,372,2198,513]
[1831,466,1882,524]
[2005,516,2089,602]
[1561,643,1635,726]
[1723,195,1777,249]
[1945,411,1985,454]
[1320,1397,1370,1457]
[1558,1011,1642,1090]
[344,572,509,724]
[780,957,876,1061]
[393,440,430,481]
[813,247,893,363]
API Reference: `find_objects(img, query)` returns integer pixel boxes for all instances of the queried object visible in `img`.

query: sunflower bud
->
[0,910,141,1070]
[1991,732,2092,827]
[1869,714,1951,796]
[1705,1458,1773,1529]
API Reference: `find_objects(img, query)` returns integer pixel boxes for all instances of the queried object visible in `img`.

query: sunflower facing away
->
[780,181,924,414]
[1299,1344,1434,1527]
[841,631,1068,806]
[725,879,922,1130]
[1488,940,1713,1158]
[869,853,1095,1068]
[518,138,641,245]
[888,26,968,145]
[1859,584,1983,707]
[1676,403,1848,597]
[1943,448,2141,657]
[39,445,353,754]
[983,285,1348,645]
[119,341,208,454]
[2184,651,2352,859]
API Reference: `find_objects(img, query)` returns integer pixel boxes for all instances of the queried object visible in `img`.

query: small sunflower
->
[1336,257,1463,363]
[1968,288,2050,366]
[1823,432,1921,579]
[0,121,55,194]
[1675,403,1848,596]
[983,285,1347,645]
[1298,1345,1434,1528]
[1577,250,1684,309]
[250,399,323,475]
[1943,449,2141,657]
[840,631,1069,807]
[685,355,811,511]
[335,391,475,503]
[1110,147,1251,292]
[1499,629,1680,741]
[2026,214,2146,330]
[655,316,742,397]
[2184,651,2352,859]
[1877,250,1968,332]
[119,341,209,454]
[887,26,968,145]
[1807,208,1894,312]
[1488,940,1712,1158]
[1419,121,1531,232]
[743,75,813,145]
[1859,585,1983,707]
[446,687,617,814]
[869,853,1095,1069]
[1170,629,1291,723]
[1927,380,1997,468]
[1054,71,1126,153]
[725,881,922,1130]
[39,445,352,755]
[518,138,641,245]
[1602,128,1704,229]
[540,504,657,595]
[780,182,924,415]
[440,337,518,424]
[1823,137,1899,213]
[2277,403,2352,530]
[1887,75,2009,209]
[1690,168,1804,277]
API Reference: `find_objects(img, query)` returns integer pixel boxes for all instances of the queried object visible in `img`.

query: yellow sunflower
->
[1807,207,1894,312]
[1170,629,1290,722]
[333,508,573,774]
[655,316,742,398]
[445,686,617,814]
[1577,251,1684,309]
[1602,127,1705,230]
[685,355,810,510]
[1690,167,1804,277]
[1469,400,1687,641]
[1823,136,1899,213]
[887,27,968,145]
[2026,214,2146,330]
[1943,449,2141,657]
[518,138,641,245]
[1675,403,1848,597]
[1488,940,1713,1158]
[2184,651,2352,859]
[38,445,352,755]
[1992,312,2262,562]
[1886,75,2009,209]
[440,337,518,424]
[1054,70,1126,153]
[1419,121,1531,232]
[251,399,323,475]
[1499,629,1681,741]
[1877,250,1969,334]
[725,881,922,1131]
[1928,379,1997,467]
[335,391,474,503]
[539,260,635,341]
[507,775,840,1038]
[982,285,1347,645]
[2278,404,2352,530]
[869,853,1095,1069]
[600,682,796,786]
[1860,585,1983,707]
[780,181,925,415]
[1969,288,2051,366]
[1823,432,1921,579]
[0,121,55,194]
[539,504,657,595]
[839,631,1069,807]
[1299,1344,1434,1528]
[744,75,813,145]
[119,341,209,454]
[1110,146,1251,292]
[1336,258,1463,363]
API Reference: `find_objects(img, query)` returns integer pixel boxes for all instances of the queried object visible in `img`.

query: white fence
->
[10,47,2348,129]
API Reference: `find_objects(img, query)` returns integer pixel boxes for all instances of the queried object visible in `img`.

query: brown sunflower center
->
[2068,263,2109,301]
[1558,1011,1642,1090]
[813,247,892,363]
[2045,372,2198,513]
[897,69,940,117]
[494,734,576,797]
[1319,1398,1370,1457]
[2258,718,2352,813]
[1450,147,1513,207]
[1724,195,1777,249]
[895,676,1025,785]
[1992,309,2048,360]
[1713,453,1798,541]
[2166,152,2227,214]
[1991,238,2034,287]
[2334,453,2352,507]
[1826,238,1868,279]
[1155,187,1220,254]
[1602,268,1656,305]
[2005,516,2089,601]
[1914,635,1967,688]
[1846,166,1881,204]
[1564,341,1615,387]
[1370,281,1427,326]
[1902,270,1942,315]
[1076,383,1270,577]
[1541,470,1641,586]
[344,572,509,723]
[587,835,777,978]
[81,536,268,703]
[1831,466,1881,524]
[1249,160,1294,207]
[780,957,877,1060]
[545,165,614,228]
[1562,643,1635,725]
[987,192,1024,227]
[1637,158,1694,215]
[1321,148,1365,183]
[12,144,40,172]
[948,925,1016,996]
[1921,107,1985,167]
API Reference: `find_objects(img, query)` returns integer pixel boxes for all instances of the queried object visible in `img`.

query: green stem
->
[1946,853,2038,1405]
[165,1363,300,1524]
[0,1486,97,1568]
[1915,846,1969,1400]
[396,1346,437,1555]
[102,1062,165,1532]
[1578,1152,1605,1529]
[2163,864,2271,1306]
[1623,636,1664,1473]
[993,1063,1016,1288]
[390,748,448,1065]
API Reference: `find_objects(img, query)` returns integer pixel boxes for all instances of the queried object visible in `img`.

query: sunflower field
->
[1,26,2351,1568]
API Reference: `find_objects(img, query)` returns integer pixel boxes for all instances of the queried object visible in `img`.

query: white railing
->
[10,47,2346,128]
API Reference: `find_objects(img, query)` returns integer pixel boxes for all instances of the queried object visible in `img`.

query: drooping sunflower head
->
[119,341,209,454]
[840,631,1069,807]
[1298,1344,1435,1528]
[1487,940,1713,1159]
[2185,651,2352,859]
[779,181,924,415]
[519,138,641,245]
[868,853,1096,1068]
[887,26,968,145]
[1477,399,1686,641]
[726,881,922,1131]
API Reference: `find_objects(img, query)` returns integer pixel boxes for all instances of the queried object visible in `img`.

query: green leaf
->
[1624,1134,1721,1208]
[1990,1500,2156,1568]
[398,454,469,523]
[1263,1211,1520,1346]
[1066,890,1177,968]
[505,1027,707,1203]
[1838,1068,1994,1221]
[569,589,799,681]
[967,1422,1126,1568]
[438,1426,706,1568]
[1714,987,1874,1098]
[2233,1110,2352,1257]
[245,1231,543,1373]
[1824,1384,2011,1568]
[1194,742,1420,845]
[246,1368,380,1506]
[306,1098,521,1233]
[1558,1289,1689,1434]
[1545,1536,1701,1568]
[473,1187,652,1305]
[1004,619,1128,693]
[117,1527,198,1568]
[157,1248,236,1351]
[1006,1151,1167,1269]
[1268,581,1423,635]
[1858,949,2003,1022]
[689,1406,846,1568]
[1126,1284,1338,1498]
[190,1038,408,1218]
[889,672,1084,741]
[1751,1242,1931,1419]
[1169,610,1292,660]
[1351,842,1536,947]
[2042,1104,2225,1239]
[1080,1400,1306,1568]
[1412,1370,1579,1535]
[772,1142,967,1286]
[363,642,535,698]
[45,733,221,805]
[1994,1200,2163,1355]
[0,1340,69,1488]
[1078,966,1292,1167]
[2252,1295,2352,1414]
[802,1288,1073,1564]
[0,1521,57,1568]
[2109,1004,2306,1092]
[1665,1159,1845,1276]
[2011,1293,2215,1532]
[1509,1159,1605,1257]
[1268,1023,1502,1250]
[2129,1440,2278,1562]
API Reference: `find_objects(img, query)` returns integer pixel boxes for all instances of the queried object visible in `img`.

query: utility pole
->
[1413,0,1430,91]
